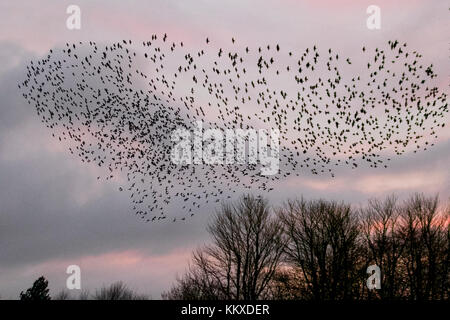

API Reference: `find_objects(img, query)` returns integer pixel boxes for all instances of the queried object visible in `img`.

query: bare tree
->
[164,193,449,301]
[78,289,90,300]
[164,195,286,300]
[93,281,148,300]
[398,193,448,300]
[162,259,227,300]
[361,195,406,299]
[278,198,363,300]
[265,267,308,300]
[444,202,450,300]
[53,289,71,300]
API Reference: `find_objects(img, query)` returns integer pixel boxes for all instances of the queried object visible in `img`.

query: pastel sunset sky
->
[0,0,448,298]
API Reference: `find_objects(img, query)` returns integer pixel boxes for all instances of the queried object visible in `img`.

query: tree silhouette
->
[163,195,286,300]
[398,194,448,300]
[20,276,51,300]
[361,195,406,299]
[164,193,449,301]
[277,198,364,300]
[93,281,148,300]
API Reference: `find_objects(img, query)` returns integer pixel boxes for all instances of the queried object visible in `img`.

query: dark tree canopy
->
[163,195,286,300]
[20,276,51,301]
[164,193,449,301]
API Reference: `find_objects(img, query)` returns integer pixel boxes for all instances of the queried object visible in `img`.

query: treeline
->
[19,277,149,300]
[162,193,449,300]
[14,193,449,301]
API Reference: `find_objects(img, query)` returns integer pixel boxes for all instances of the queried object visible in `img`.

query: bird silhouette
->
[18,36,448,222]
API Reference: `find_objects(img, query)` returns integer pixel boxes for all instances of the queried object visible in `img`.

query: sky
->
[0,0,448,299]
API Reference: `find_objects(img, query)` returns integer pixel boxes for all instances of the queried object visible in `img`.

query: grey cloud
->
[0,0,449,298]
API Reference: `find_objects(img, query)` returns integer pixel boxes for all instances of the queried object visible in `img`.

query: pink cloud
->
[289,166,448,196]
[1,248,194,298]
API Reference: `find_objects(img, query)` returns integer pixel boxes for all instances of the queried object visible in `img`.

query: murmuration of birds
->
[18,35,448,222]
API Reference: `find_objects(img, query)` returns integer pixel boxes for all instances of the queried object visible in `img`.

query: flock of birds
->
[19,35,448,222]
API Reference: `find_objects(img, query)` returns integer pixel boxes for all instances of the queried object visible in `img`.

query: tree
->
[93,281,148,300]
[20,276,51,300]
[164,193,450,301]
[162,261,226,300]
[398,193,448,300]
[53,289,71,300]
[163,195,286,300]
[265,267,307,300]
[361,195,406,299]
[360,193,449,300]
[278,198,364,300]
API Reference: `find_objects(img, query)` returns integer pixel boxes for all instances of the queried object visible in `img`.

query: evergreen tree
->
[20,276,51,300]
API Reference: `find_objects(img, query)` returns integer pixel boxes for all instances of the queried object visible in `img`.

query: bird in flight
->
[18,35,448,222]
